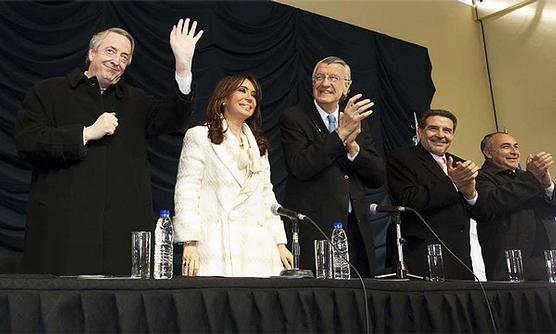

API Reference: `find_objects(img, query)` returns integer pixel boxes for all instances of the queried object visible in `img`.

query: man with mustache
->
[280,56,385,277]
[15,19,203,275]
[475,132,556,280]
[386,109,481,279]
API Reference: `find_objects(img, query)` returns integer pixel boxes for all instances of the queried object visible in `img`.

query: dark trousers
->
[346,212,371,277]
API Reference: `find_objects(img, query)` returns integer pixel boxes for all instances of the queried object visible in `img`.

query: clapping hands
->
[338,94,374,155]
[447,157,480,200]
[527,152,554,187]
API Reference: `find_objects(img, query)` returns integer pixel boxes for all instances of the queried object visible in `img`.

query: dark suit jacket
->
[386,144,474,279]
[475,160,556,281]
[279,103,385,274]
[15,68,195,275]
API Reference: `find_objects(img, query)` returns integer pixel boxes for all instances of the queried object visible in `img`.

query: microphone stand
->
[280,217,314,278]
[375,212,423,280]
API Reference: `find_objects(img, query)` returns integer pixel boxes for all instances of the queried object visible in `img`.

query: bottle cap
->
[160,209,170,216]
[334,221,343,229]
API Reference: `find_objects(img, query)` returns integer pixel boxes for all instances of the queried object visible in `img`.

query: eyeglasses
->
[312,74,350,83]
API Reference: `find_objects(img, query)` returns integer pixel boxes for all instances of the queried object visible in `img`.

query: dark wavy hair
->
[418,109,458,132]
[206,74,268,155]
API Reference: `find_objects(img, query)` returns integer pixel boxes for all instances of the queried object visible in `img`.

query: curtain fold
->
[0,1,435,270]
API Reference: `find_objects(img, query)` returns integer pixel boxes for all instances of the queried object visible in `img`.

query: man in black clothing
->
[15,19,203,275]
[476,132,556,280]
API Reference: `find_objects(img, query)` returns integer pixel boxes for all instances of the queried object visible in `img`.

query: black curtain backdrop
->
[0,1,435,272]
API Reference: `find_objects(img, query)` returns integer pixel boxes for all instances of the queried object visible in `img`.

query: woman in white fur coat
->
[174,74,293,277]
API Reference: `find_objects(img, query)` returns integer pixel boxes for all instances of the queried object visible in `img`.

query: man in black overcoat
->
[476,132,556,280]
[15,18,203,275]
[280,56,385,277]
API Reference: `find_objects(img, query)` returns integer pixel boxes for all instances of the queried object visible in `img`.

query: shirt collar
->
[313,99,339,126]
[428,152,446,160]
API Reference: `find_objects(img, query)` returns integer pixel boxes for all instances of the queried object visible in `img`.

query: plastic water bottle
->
[153,209,173,279]
[331,221,350,279]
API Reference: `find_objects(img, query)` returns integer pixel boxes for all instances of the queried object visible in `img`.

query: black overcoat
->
[15,68,194,275]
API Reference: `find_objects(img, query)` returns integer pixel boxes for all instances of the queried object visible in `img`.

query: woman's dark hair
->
[206,73,268,155]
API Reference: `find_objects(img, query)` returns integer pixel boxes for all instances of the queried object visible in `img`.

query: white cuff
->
[347,143,360,161]
[465,190,478,206]
[175,72,192,95]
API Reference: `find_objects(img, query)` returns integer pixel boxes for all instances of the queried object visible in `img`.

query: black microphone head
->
[369,203,379,215]
[270,203,281,216]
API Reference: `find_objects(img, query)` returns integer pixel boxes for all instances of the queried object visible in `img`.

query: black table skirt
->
[0,275,555,333]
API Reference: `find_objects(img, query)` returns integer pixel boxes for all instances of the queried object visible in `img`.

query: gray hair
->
[480,131,508,158]
[86,27,135,66]
[312,56,352,81]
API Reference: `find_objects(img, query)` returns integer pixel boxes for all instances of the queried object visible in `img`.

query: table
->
[0,275,554,333]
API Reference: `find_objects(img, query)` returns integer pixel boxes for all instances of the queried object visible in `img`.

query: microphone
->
[270,204,307,221]
[369,203,407,215]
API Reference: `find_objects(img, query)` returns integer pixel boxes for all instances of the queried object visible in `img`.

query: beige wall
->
[277,0,529,164]
[477,0,556,161]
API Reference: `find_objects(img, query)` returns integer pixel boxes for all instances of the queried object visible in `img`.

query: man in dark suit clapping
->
[279,56,385,277]
[386,109,480,279]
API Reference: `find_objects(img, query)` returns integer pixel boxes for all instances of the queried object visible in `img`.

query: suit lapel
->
[210,122,265,210]
[211,121,245,189]
[416,144,450,181]
[306,104,329,137]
